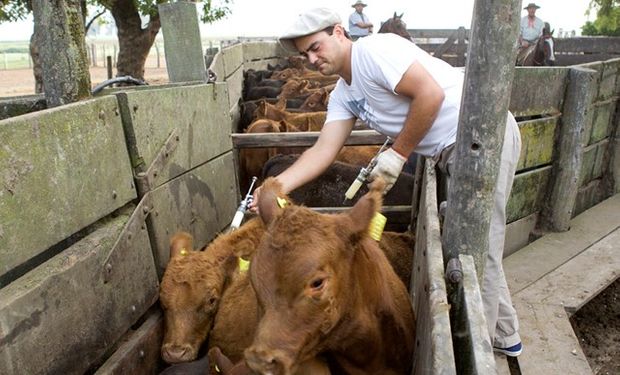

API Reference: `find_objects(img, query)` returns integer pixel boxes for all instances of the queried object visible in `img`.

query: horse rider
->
[250,7,523,357]
[517,3,545,64]
[349,0,373,41]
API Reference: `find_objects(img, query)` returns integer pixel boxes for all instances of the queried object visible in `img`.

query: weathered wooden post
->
[539,67,597,231]
[158,1,207,83]
[457,26,466,67]
[442,0,521,280]
[31,0,91,107]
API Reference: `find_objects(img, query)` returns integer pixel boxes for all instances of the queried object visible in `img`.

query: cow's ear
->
[169,231,193,259]
[258,177,285,224]
[346,179,384,236]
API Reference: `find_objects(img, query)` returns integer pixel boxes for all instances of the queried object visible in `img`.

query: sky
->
[0,0,594,42]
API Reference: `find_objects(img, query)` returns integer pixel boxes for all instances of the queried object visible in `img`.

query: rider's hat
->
[524,3,540,9]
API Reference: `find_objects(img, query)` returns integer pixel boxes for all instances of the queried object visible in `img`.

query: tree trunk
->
[111,0,161,80]
[29,30,43,94]
[31,0,91,107]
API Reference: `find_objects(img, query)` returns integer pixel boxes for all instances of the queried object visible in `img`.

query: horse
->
[517,22,555,66]
[378,12,413,41]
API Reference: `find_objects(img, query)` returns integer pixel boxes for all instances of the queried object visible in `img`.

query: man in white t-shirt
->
[250,7,523,357]
[349,0,373,41]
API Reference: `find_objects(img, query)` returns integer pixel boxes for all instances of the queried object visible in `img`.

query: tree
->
[84,0,233,80]
[0,0,233,85]
[582,0,620,36]
[31,0,91,106]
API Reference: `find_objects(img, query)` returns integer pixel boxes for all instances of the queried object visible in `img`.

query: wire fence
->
[0,38,266,71]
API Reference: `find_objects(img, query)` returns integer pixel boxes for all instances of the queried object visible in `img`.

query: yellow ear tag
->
[238,256,250,272]
[277,197,288,208]
[368,212,387,241]
[179,248,188,256]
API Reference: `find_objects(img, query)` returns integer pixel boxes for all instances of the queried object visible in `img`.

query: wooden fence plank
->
[95,310,164,375]
[208,51,225,80]
[147,152,238,273]
[509,67,569,117]
[410,160,455,374]
[116,83,232,191]
[232,129,388,148]
[242,41,287,62]
[516,116,558,171]
[158,3,206,83]
[0,205,159,375]
[555,37,620,54]
[226,67,244,113]
[408,28,470,39]
[590,101,617,145]
[0,94,46,120]
[0,97,137,279]
[555,53,619,66]
[221,43,244,80]
[507,167,552,223]
[243,58,284,72]
[574,179,607,216]
[579,140,609,186]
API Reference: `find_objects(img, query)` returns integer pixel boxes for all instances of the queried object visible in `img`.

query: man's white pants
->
[438,113,522,347]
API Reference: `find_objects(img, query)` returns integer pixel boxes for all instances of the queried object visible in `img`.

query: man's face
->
[354,4,365,13]
[294,28,343,76]
[527,7,537,17]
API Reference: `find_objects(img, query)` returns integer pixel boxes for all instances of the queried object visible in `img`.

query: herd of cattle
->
[157,57,419,374]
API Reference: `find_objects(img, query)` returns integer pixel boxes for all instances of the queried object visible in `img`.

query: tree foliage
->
[0,0,233,28]
[582,0,620,36]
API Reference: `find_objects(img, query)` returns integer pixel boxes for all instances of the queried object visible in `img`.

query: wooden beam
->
[442,0,521,281]
[408,29,470,39]
[231,129,388,148]
[539,67,597,232]
[158,2,206,83]
[555,37,620,54]
[433,31,457,59]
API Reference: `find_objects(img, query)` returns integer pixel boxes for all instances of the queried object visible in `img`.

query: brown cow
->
[298,88,329,112]
[208,347,331,375]
[159,218,264,364]
[245,178,416,375]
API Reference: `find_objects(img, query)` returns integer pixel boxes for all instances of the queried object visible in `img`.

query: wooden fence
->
[0,80,238,373]
[0,40,619,374]
[407,29,620,67]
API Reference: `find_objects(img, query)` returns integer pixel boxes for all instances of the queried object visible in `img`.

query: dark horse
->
[378,12,413,41]
[517,22,555,66]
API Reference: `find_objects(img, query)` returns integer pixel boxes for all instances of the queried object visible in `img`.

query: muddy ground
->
[570,278,620,375]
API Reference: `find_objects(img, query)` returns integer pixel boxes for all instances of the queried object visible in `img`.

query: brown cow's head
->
[245,178,385,375]
[159,232,237,364]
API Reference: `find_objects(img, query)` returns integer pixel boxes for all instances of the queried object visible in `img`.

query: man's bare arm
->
[391,61,445,157]
[268,118,355,194]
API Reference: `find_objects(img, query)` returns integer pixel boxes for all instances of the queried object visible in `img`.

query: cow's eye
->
[310,278,324,290]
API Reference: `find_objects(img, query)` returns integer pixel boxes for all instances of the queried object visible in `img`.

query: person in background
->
[349,0,373,41]
[519,3,544,48]
[251,7,523,357]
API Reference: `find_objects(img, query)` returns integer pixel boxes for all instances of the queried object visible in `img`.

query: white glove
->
[368,148,407,193]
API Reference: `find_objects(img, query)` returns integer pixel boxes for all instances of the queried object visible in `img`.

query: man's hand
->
[368,148,407,193]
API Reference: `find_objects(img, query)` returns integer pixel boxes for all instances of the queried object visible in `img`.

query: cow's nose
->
[245,346,292,375]
[161,343,196,363]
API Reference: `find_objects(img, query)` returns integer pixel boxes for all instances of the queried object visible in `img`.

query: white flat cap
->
[279,8,342,52]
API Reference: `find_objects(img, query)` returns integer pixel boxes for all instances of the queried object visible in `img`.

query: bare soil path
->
[0,66,169,97]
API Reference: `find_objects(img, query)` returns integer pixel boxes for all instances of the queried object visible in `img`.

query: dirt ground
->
[570,279,620,375]
[0,66,169,97]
